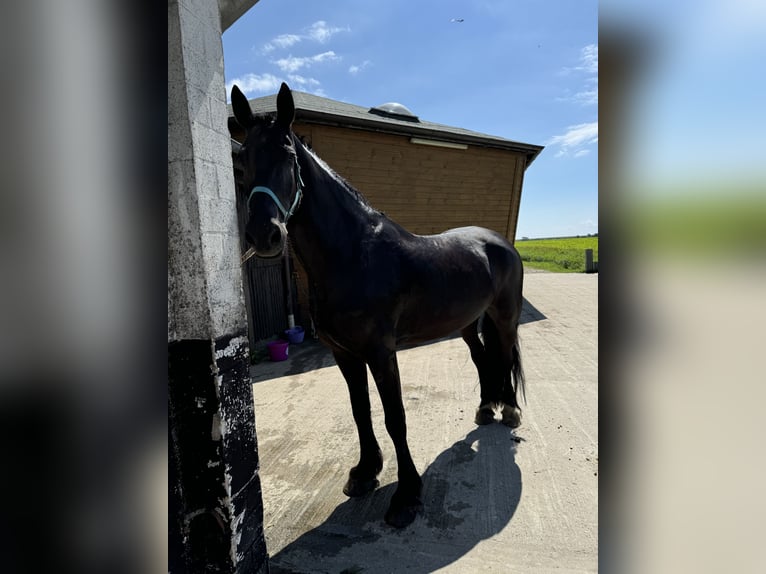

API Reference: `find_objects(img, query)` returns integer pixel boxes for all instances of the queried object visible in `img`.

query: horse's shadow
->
[269,425,523,574]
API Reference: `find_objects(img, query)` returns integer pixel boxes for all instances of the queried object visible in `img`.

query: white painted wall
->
[168,0,249,341]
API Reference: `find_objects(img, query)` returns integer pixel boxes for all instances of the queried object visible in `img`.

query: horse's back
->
[428,225,516,252]
[422,226,522,281]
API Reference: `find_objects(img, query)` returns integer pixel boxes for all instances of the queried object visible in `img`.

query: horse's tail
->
[511,336,526,406]
[482,313,526,408]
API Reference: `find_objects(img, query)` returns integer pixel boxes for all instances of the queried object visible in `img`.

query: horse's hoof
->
[475,405,496,425]
[501,405,522,428]
[384,498,423,528]
[343,476,379,497]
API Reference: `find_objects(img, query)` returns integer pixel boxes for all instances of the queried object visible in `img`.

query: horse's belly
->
[395,284,493,344]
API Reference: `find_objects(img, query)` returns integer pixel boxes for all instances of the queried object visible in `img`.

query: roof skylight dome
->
[369,102,419,122]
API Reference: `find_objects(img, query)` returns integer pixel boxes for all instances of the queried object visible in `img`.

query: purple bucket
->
[267,340,289,361]
[285,326,305,344]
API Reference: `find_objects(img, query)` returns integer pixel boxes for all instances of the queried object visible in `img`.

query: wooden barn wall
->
[295,125,525,238]
[506,154,527,242]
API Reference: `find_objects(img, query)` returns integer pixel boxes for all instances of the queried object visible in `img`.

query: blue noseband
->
[247,156,304,222]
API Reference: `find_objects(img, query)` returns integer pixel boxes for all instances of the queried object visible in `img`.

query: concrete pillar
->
[168,0,267,572]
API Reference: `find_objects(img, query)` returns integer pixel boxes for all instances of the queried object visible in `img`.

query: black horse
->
[231,83,525,528]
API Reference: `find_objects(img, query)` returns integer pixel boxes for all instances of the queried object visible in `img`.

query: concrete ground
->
[250,270,598,573]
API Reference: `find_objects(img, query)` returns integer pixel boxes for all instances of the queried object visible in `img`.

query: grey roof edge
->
[297,109,544,168]
[228,91,544,168]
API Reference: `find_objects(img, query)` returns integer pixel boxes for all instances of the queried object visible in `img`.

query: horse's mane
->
[292,133,378,214]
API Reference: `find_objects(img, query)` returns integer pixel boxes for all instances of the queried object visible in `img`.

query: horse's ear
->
[231,85,255,129]
[276,82,295,129]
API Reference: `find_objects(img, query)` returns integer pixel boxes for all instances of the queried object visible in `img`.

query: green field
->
[515,236,598,273]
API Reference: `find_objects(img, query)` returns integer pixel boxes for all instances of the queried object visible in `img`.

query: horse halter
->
[247,154,304,222]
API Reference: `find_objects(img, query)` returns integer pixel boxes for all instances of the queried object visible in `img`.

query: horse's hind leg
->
[333,350,383,497]
[461,318,499,425]
[498,327,523,428]
[485,309,525,429]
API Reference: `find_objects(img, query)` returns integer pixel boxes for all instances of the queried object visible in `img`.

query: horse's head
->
[231,82,300,258]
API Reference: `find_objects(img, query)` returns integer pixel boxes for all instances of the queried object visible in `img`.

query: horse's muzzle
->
[245,218,286,258]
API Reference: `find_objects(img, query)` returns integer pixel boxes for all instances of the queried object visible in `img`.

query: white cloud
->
[286,75,327,96]
[287,74,320,88]
[348,60,372,75]
[576,92,598,106]
[225,73,283,98]
[574,85,598,106]
[579,44,598,74]
[561,43,598,75]
[559,43,598,106]
[261,20,349,53]
[548,121,598,158]
[224,72,328,100]
[263,34,301,53]
[274,51,339,73]
[306,21,349,44]
[290,75,321,93]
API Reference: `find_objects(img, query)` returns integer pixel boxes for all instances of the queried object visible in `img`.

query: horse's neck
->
[289,144,376,279]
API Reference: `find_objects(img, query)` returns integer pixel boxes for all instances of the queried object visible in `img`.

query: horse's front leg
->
[333,349,383,497]
[367,347,423,528]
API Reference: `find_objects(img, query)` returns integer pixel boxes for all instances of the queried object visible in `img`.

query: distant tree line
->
[518,232,598,242]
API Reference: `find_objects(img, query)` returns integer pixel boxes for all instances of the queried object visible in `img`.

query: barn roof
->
[230,90,544,168]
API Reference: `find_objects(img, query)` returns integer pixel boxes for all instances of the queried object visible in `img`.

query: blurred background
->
[0,1,164,573]
[600,1,765,572]
[0,0,763,572]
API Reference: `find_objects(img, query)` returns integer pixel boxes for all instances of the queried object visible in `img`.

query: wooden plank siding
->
[296,125,525,239]
[506,155,527,242]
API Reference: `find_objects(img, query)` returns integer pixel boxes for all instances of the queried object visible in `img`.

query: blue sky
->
[222,0,598,239]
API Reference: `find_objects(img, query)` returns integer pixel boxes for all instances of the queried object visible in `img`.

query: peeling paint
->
[211,412,222,441]
[223,468,233,498]
[215,335,248,360]
[211,372,232,441]
[221,463,245,567]
[219,404,229,437]
[230,507,245,565]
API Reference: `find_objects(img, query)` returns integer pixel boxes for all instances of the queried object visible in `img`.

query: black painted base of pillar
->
[169,333,268,573]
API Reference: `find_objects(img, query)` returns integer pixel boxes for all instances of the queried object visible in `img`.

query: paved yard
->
[250,271,598,573]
